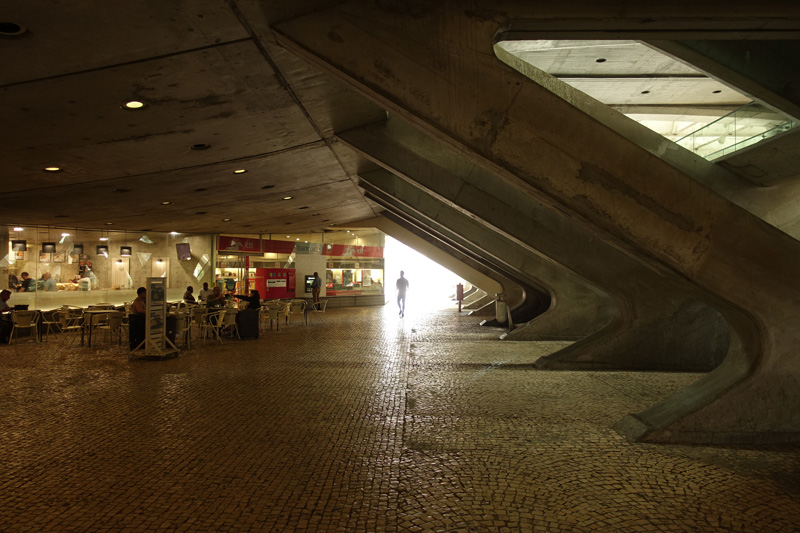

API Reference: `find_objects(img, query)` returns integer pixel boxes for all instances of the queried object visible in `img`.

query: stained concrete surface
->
[1,303,798,531]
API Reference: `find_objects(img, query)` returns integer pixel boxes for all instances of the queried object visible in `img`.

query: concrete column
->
[276,3,800,443]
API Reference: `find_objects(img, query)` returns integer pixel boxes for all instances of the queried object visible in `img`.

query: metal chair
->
[288,300,307,326]
[200,309,226,343]
[40,310,60,341]
[260,305,280,331]
[191,307,208,340]
[95,311,125,345]
[10,310,40,344]
[220,309,240,340]
[56,310,84,347]
[310,299,328,324]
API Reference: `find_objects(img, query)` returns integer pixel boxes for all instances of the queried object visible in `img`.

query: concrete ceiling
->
[1,2,385,234]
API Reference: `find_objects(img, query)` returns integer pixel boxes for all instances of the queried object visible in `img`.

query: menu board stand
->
[139,277,179,359]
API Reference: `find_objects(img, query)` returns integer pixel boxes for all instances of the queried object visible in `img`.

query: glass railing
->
[677,102,796,160]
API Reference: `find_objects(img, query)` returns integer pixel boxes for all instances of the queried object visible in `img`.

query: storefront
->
[2,226,214,309]
[215,229,385,303]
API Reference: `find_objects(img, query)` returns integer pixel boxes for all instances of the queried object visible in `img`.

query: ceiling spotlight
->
[233,169,247,174]
[286,235,291,238]
[99,237,109,241]
[123,100,146,110]
[223,218,231,222]
[13,227,23,232]
[170,231,179,235]
[161,201,173,205]
[61,233,70,237]
[283,196,293,200]
[44,166,61,172]
[105,222,113,225]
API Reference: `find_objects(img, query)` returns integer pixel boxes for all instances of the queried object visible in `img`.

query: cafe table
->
[81,308,120,347]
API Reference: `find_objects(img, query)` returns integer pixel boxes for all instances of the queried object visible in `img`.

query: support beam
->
[342,118,726,367]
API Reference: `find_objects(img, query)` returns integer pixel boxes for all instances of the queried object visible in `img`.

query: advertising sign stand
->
[133,277,179,359]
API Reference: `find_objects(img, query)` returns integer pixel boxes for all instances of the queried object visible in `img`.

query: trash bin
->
[495,293,507,324]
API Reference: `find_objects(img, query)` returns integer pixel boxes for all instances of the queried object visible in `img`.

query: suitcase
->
[236,309,259,339]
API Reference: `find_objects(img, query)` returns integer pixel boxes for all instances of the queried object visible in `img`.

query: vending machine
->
[255,268,296,299]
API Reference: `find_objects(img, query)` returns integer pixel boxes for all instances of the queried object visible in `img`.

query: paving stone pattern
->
[1,303,799,532]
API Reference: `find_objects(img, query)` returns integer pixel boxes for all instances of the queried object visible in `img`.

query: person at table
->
[205,287,225,308]
[183,285,196,303]
[129,287,146,350]
[0,290,13,344]
[232,289,261,310]
[17,272,34,292]
[197,282,211,302]
[41,272,56,292]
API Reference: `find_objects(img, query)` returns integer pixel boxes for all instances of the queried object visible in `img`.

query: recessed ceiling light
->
[596,58,606,63]
[712,90,722,94]
[44,166,61,172]
[195,211,207,215]
[194,188,208,192]
[105,222,113,225]
[170,232,179,235]
[61,233,70,237]
[286,235,291,238]
[233,169,247,174]
[161,201,173,205]
[0,22,27,37]
[299,206,309,210]
[283,196,293,200]
[53,214,69,218]
[13,227,23,232]
[99,237,109,241]
[113,188,131,193]
[223,218,231,222]
[261,185,274,190]
[641,90,650,94]
[191,143,211,150]
[123,100,146,110]
[296,238,300,241]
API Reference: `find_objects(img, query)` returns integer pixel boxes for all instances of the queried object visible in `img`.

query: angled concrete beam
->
[341,118,726,365]
[359,178,548,327]
[275,3,800,443]
[349,215,504,297]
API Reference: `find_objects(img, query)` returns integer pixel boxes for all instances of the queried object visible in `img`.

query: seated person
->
[18,272,34,292]
[41,272,57,292]
[129,287,146,350]
[232,289,261,310]
[205,287,225,308]
[0,290,13,343]
[183,286,196,303]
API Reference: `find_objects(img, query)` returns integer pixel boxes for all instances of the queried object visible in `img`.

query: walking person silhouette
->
[396,271,409,317]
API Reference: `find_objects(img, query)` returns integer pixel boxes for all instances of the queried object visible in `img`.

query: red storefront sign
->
[219,236,383,258]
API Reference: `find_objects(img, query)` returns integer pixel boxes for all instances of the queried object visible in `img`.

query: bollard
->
[456,283,464,312]
[495,293,507,324]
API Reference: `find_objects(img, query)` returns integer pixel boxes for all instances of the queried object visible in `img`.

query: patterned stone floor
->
[1,301,799,532]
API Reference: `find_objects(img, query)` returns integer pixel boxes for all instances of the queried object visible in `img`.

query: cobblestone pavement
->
[1,302,799,532]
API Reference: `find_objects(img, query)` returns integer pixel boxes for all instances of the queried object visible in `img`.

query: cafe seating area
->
[3,296,328,353]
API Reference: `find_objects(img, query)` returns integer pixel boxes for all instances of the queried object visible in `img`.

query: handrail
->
[677,102,796,160]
